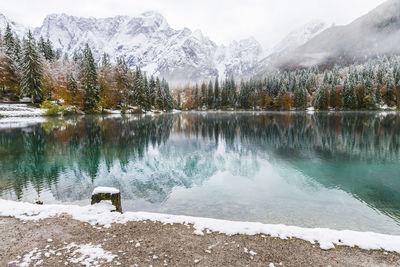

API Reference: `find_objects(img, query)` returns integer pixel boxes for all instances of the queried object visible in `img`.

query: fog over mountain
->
[274,0,400,68]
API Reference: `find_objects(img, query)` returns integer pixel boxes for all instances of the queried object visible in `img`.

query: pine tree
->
[133,68,145,109]
[149,75,156,108]
[155,77,164,110]
[385,73,395,106]
[144,75,151,111]
[343,79,358,109]
[200,82,207,108]
[314,86,328,110]
[207,80,214,109]
[115,58,130,107]
[176,92,181,110]
[194,84,199,109]
[82,43,99,112]
[67,73,78,106]
[214,76,220,109]
[294,84,307,110]
[3,24,20,92]
[20,31,43,103]
[162,79,173,111]
[364,78,376,109]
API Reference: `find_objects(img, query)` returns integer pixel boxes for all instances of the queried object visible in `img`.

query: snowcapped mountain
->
[0,11,263,84]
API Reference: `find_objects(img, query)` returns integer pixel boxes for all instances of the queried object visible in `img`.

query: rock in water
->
[91,187,122,213]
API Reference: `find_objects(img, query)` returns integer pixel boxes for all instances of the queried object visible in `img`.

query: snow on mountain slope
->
[30,11,263,84]
[0,11,333,83]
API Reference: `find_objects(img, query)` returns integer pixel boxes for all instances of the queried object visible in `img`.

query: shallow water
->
[0,112,400,234]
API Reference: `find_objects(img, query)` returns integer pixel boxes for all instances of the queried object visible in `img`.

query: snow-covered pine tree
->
[385,73,395,106]
[82,43,99,112]
[133,67,145,109]
[214,76,220,109]
[314,86,329,110]
[67,73,78,106]
[194,83,199,109]
[207,80,214,109]
[20,31,43,103]
[149,75,156,108]
[155,77,164,110]
[200,82,207,108]
[364,77,376,109]
[343,78,358,109]
[162,79,173,111]
[3,24,20,92]
[144,74,151,111]
[294,83,307,110]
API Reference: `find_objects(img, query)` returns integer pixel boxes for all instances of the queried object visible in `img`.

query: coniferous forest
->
[0,24,174,113]
[1,23,400,112]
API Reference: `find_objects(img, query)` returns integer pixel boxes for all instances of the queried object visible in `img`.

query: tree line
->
[0,24,173,113]
[175,56,400,111]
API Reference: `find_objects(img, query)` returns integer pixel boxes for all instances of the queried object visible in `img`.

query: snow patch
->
[9,243,117,267]
[1,199,400,253]
[92,187,120,195]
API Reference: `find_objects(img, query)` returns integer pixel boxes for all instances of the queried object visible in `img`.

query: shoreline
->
[1,215,399,266]
[1,200,400,253]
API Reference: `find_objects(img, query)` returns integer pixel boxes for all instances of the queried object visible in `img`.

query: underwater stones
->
[91,187,122,213]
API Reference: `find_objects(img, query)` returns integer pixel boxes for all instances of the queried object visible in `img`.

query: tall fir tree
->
[294,84,307,110]
[207,80,214,109]
[3,24,20,92]
[343,79,358,109]
[155,77,164,110]
[144,75,151,110]
[20,31,43,103]
[149,75,156,107]
[314,86,329,110]
[82,43,99,112]
[67,73,78,106]
[200,82,207,108]
[133,68,146,109]
[214,76,220,109]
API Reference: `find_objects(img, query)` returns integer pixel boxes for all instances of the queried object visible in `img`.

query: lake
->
[0,112,400,235]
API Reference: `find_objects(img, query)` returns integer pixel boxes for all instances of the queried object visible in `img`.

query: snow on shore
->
[0,104,45,117]
[1,199,400,253]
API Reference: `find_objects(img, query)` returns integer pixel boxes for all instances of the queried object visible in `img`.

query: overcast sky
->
[0,0,386,49]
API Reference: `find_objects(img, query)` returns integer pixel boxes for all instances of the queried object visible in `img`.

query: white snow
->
[0,104,46,129]
[1,199,400,253]
[9,242,117,267]
[0,104,45,117]
[92,187,120,195]
[103,109,121,114]
[306,106,315,114]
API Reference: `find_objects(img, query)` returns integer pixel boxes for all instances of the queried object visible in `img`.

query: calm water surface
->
[1,112,400,235]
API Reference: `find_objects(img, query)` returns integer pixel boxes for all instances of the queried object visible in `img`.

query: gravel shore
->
[1,216,399,267]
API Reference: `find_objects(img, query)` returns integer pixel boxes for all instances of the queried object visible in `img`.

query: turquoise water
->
[0,112,400,234]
